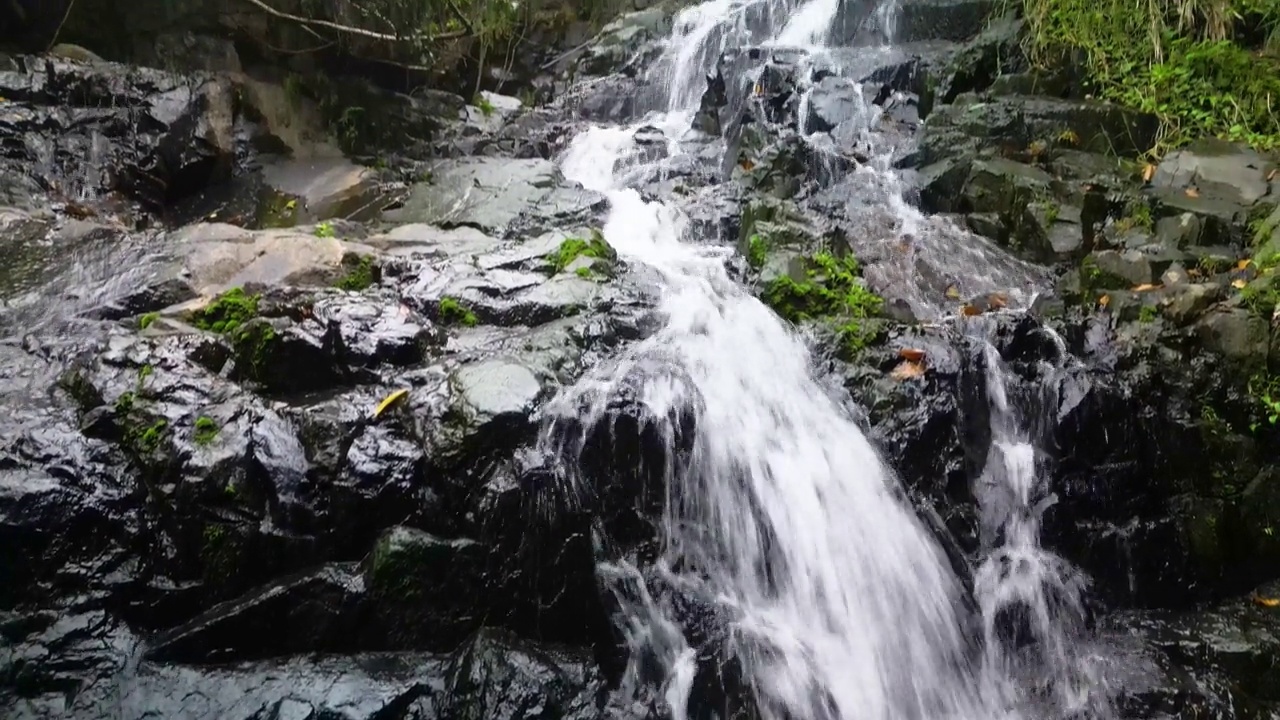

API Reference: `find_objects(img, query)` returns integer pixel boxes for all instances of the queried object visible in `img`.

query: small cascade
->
[542,0,1114,717]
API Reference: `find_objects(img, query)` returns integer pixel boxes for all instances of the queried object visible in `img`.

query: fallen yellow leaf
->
[961,303,982,317]
[1132,283,1159,292]
[1185,187,1200,198]
[945,285,961,300]
[373,389,410,419]
[739,158,755,171]
[898,348,926,362]
[1098,294,1111,308]
[890,359,925,380]
[1238,259,1253,270]
[754,83,764,96]
[1233,279,1248,289]
[1142,164,1155,182]
[1252,594,1280,608]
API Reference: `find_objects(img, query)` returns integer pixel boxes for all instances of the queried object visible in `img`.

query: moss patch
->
[549,230,616,273]
[762,252,884,357]
[194,416,219,446]
[191,287,261,334]
[438,297,478,327]
[335,255,377,291]
[230,321,279,382]
[138,312,159,330]
[746,234,769,270]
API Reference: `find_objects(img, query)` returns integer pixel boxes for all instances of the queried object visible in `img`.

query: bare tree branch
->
[239,0,468,42]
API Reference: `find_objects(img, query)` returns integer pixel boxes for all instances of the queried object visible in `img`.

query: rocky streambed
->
[3,0,1280,718]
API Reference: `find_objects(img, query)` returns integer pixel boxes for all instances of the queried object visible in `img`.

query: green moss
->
[575,266,593,279]
[138,312,159,330]
[114,391,135,415]
[549,230,616,273]
[194,416,219,446]
[473,93,496,117]
[1020,0,1280,151]
[136,420,168,454]
[191,287,260,334]
[1138,304,1158,323]
[761,252,884,357]
[746,234,769,270]
[335,255,377,291]
[230,321,278,381]
[438,296,478,327]
[1116,200,1154,231]
[313,221,336,238]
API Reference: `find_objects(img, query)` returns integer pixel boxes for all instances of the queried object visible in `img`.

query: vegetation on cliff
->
[1018,0,1280,151]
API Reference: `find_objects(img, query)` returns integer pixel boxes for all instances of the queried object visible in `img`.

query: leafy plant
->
[1020,0,1280,151]
[762,252,884,356]
[438,297,478,326]
[314,221,336,238]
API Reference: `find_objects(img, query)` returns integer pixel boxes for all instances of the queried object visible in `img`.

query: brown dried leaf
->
[1098,294,1111,308]
[1131,283,1159,292]
[960,303,982,317]
[1185,187,1200,198]
[988,293,1008,309]
[1141,163,1155,182]
[739,158,755,171]
[1253,594,1280,608]
[1238,258,1254,270]
[1268,168,1278,182]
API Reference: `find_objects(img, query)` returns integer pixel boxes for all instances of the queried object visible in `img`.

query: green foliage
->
[473,93,496,116]
[314,221,336,238]
[230,322,278,382]
[194,416,219,446]
[1021,0,1280,151]
[762,252,884,356]
[1139,304,1158,323]
[575,266,594,279]
[550,230,616,273]
[746,234,769,270]
[1248,373,1280,430]
[438,297,478,327]
[336,255,377,291]
[138,312,159,330]
[191,287,260,334]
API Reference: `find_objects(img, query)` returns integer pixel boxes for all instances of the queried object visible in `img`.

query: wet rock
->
[837,0,999,44]
[362,526,487,650]
[0,55,236,208]
[145,563,366,663]
[805,75,868,134]
[98,223,375,319]
[116,652,448,720]
[1153,138,1276,208]
[257,157,386,226]
[443,628,606,720]
[384,158,606,238]
[576,8,672,77]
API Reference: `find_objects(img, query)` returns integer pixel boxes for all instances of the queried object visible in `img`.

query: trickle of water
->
[970,326,1109,717]
[547,0,1105,717]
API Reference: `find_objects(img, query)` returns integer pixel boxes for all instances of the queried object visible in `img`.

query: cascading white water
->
[970,328,1108,717]
[550,0,1103,718]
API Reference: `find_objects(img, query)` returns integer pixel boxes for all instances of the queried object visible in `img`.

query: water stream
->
[550,0,1103,717]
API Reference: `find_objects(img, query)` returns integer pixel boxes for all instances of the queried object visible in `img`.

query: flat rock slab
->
[384,158,605,238]
[260,158,384,224]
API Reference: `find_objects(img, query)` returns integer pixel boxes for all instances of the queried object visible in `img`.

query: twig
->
[239,0,467,42]
[46,0,77,51]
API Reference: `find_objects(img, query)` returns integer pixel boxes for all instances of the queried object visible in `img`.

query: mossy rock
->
[760,251,885,359]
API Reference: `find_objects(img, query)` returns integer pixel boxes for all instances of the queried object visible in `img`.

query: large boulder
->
[0,55,236,209]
